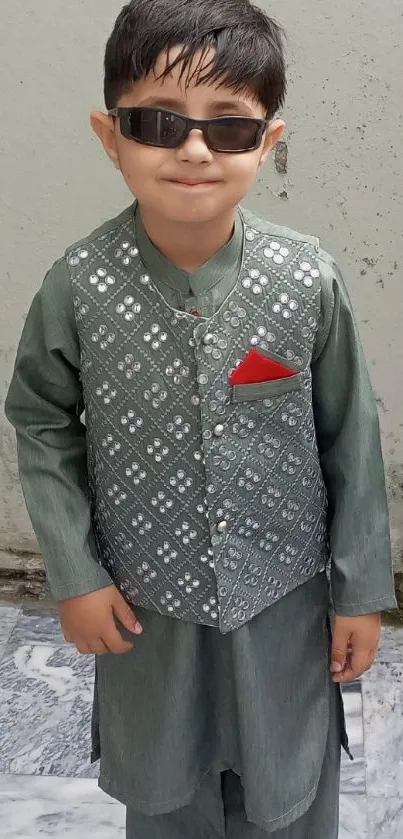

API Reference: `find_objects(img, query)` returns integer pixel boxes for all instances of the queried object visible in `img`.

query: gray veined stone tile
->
[0,775,125,838]
[377,626,403,664]
[0,642,97,777]
[0,604,21,640]
[367,795,403,838]
[362,661,403,798]
[0,605,21,659]
[339,794,368,838]
[9,608,65,646]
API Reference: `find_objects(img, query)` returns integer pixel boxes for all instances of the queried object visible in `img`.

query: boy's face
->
[92,49,285,226]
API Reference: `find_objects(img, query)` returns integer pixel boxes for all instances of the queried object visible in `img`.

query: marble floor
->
[0,602,402,838]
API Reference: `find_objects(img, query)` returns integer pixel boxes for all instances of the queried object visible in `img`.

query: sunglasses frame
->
[108,107,267,154]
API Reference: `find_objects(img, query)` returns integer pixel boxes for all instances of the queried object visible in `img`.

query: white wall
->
[1,0,402,566]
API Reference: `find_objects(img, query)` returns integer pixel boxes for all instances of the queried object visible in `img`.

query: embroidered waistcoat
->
[67,207,329,632]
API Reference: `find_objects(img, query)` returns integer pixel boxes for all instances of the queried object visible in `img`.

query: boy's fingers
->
[332,666,355,684]
[350,646,376,677]
[90,640,110,656]
[112,596,143,636]
[331,639,351,673]
[332,648,375,683]
[76,642,92,655]
[102,623,135,654]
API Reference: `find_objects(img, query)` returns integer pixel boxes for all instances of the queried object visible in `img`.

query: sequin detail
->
[115,241,139,266]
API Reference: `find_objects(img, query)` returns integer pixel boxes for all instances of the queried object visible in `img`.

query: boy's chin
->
[156,195,232,226]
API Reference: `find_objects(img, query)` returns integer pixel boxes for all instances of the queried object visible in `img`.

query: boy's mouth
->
[166,182,220,192]
[165,177,220,188]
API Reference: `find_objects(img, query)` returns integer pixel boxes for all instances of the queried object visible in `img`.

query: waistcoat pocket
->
[231,374,302,403]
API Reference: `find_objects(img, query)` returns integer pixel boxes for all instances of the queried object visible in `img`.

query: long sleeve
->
[5,258,112,601]
[312,255,397,616]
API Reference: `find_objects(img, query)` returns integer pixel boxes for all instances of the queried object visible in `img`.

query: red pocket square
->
[230,348,297,386]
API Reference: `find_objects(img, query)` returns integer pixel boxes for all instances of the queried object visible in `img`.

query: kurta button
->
[213,424,225,438]
[202,333,215,346]
[217,520,228,534]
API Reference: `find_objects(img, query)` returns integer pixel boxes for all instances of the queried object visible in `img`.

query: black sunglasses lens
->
[123,110,263,152]
[208,119,260,151]
[128,109,186,147]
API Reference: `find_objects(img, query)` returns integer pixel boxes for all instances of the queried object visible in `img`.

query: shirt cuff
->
[333,593,398,616]
[47,566,113,602]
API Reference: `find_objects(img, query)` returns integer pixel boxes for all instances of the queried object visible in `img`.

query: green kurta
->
[5,204,396,830]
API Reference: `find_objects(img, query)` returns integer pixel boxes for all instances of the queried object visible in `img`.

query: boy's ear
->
[259,119,286,168]
[90,111,121,170]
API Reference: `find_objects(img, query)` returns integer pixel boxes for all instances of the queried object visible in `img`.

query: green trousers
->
[126,701,340,838]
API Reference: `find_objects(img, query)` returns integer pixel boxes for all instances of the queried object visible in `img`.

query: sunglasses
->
[108,107,267,153]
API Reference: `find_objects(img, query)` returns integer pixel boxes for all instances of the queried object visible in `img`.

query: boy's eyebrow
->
[137,96,187,110]
[209,100,255,116]
[135,96,255,116]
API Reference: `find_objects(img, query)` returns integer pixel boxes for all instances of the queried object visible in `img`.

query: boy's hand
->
[58,585,143,655]
[331,613,381,683]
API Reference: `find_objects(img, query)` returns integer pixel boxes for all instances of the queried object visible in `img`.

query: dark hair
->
[104,0,286,118]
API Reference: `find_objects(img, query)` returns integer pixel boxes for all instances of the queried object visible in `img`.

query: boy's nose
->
[176,129,214,163]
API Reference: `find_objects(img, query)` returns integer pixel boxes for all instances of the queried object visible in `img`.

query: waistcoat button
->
[213,424,225,438]
[202,333,215,346]
[217,520,228,534]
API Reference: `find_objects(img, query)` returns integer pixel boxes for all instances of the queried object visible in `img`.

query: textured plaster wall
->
[0,1,402,567]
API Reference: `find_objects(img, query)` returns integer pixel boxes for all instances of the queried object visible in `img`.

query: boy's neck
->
[139,206,237,273]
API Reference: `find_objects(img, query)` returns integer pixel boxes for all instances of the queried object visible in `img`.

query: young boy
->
[5,1,397,836]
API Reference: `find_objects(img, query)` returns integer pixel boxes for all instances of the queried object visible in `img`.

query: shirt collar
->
[134,203,244,296]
